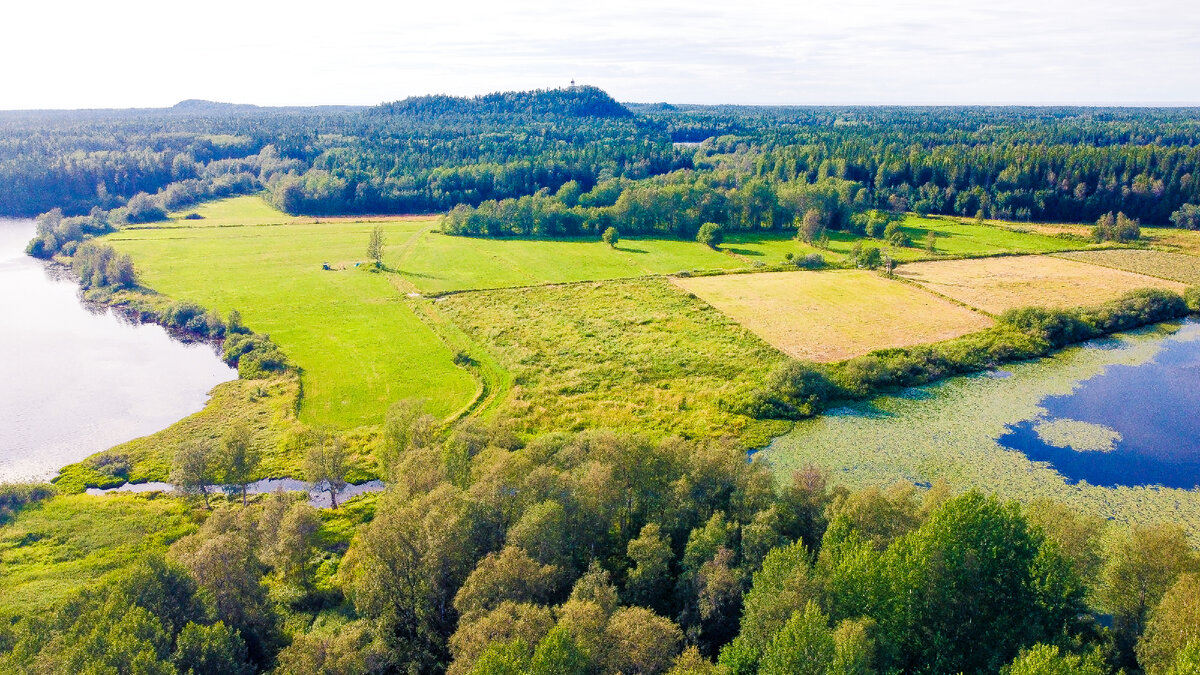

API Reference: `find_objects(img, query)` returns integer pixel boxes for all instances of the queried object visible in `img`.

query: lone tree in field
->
[799,208,823,244]
[602,226,620,248]
[170,440,218,508]
[697,222,724,249]
[305,430,348,509]
[925,229,937,254]
[219,424,260,507]
[367,225,386,268]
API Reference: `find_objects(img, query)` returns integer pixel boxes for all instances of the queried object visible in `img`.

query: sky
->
[1,0,1197,110]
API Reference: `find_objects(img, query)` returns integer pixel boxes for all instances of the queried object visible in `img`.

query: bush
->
[223,332,289,378]
[799,253,825,270]
[71,242,136,289]
[87,454,132,480]
[1170,204,1200,230]
[883,221,910,247]
[697,222,724,249]
[1185,286,1200,313]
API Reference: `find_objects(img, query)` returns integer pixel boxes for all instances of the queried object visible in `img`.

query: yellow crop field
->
[895,255,1187,314]
[672,269,993,362]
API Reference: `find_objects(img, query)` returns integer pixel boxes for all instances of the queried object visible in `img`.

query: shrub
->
[883,221,910,248]
[799,253,825,270]
[697,222,724,249]
[602,226,619,248]
[1169,204,1200,230]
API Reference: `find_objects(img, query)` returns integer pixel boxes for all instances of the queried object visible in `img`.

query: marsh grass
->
[437,278,791,446]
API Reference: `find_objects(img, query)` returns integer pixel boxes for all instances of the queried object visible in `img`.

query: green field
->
[722,216,1091,266]
[436,278,791,446]
[395,228,748,294]
[98,197,1113,439]
[105,218,478,428]
[144,194,305,227]
[0,494,196,613]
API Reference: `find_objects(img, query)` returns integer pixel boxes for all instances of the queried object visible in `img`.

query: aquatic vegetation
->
[1033,418,1121,453]
[762,322,1200,541]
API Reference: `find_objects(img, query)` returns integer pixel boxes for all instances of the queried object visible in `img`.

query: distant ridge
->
[171,99,262,113]
[373,86,633,119]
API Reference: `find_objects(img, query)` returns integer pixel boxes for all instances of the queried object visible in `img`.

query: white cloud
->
[0,0,1195,109]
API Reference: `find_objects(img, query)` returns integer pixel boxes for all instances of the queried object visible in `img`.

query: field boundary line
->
[886,266,996,318]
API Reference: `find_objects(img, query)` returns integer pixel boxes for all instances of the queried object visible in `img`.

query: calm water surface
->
[0,219,235,481]
[998,321,1200,488]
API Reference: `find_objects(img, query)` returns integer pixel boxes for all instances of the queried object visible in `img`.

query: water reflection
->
[0,219,236,481]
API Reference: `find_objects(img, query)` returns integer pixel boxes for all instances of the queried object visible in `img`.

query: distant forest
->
[2,89,1199,235]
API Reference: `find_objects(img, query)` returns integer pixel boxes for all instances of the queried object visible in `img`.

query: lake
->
[0,219,236,482]
[762,321,1200,532]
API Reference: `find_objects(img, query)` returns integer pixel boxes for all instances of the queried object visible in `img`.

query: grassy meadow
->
[393,228,747,294]
[436,278,792,446]
[721,215,1090,266]
[105,216,479,428]
[895,255,1188,315]
[0,493,196,614]
[673,269,993,362]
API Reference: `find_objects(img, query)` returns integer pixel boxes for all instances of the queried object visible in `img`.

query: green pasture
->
[722,216,1089,266]
[0,494,196,614]
[143,194,304,228]
[394,229,747,294]
[105,220,478,428]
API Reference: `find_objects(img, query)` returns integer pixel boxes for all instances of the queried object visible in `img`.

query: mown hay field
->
[436,278,791,446]
[895,255,1187,314]
[672,269,993,362]
[1056,249,1200,284]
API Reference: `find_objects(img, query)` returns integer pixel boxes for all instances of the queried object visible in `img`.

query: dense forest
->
[6,89,1200,244]
[3,425,1198,675]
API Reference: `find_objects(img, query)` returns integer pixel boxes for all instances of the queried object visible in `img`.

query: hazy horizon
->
[2,0,1197,111]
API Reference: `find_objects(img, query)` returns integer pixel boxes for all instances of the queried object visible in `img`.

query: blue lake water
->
[998,321,1200,489]
[0,219,236,481]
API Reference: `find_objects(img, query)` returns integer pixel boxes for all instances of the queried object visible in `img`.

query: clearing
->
[673,269,993,362]
[894,255,1187,315]
[1056,249,1200,285]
